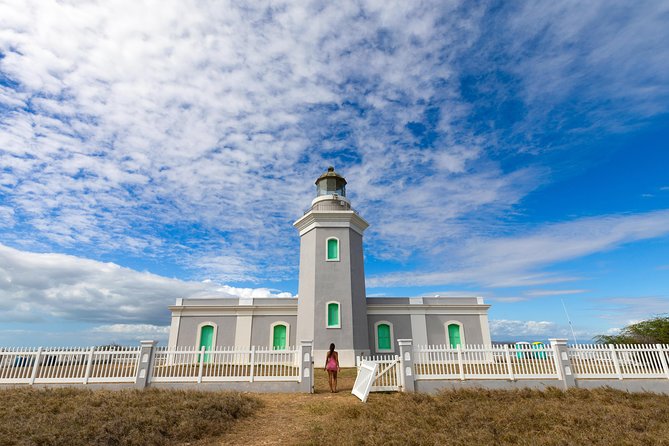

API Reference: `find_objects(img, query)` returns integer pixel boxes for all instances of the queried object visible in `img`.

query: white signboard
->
[352,360,378,403]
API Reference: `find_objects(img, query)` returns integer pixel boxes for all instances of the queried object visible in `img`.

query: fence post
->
[656,344,669,380]
[549,338,575,389]
[456,344,465,381]
[29,347,43,385]
[609,344,623,380]
[299,340,313,393]
[249,346,256,383]
[135,340,157,389]
[197,346,206,384]
[83,346,95,384]
[397,339,415,392]
[503,344,515,381]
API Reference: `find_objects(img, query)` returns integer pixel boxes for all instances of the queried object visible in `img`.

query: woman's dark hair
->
[329,343,335,355]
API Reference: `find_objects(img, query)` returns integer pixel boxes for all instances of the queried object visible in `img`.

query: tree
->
[594,315,669,344]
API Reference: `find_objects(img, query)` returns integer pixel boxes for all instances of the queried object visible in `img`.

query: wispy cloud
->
[370,209,669,288]
[486,297,527,303]
[525,289,588,297]
[588,296,669,324]
[0,0,529,281]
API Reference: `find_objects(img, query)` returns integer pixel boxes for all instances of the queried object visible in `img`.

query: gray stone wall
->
[349,230,371,353]
[312,227,359,352]
[249,315,298,347]
[176,316,238,347]
[297,222,370,365]
[425,314,486,345]
[296,228,316,345]
[366,314,413,354]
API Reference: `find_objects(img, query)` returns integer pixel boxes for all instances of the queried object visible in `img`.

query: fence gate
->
[356,354,402,392]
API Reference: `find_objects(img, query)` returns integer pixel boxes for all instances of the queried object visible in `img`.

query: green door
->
[199,325,214,362]
[448,324,462,348]
[273,324,287,350]
[377,324,391,350]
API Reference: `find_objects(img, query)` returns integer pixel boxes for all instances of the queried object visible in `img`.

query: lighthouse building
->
[167,167,492,366]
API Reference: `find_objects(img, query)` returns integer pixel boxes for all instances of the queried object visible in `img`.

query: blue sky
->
[0,0,668,346]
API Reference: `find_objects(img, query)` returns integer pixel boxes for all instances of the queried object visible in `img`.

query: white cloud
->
[0,0,667,293]
[0,0,611,284]
[91,324,170,343]
[211,285,293,299]
[489,320,558,338]
[0,243,291,327]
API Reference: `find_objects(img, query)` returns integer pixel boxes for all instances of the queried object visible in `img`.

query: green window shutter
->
[327,238,338,260]
[327,303,339,327]
[273,324,287,350]
[377,324,391,350]
[199,325,214,362]
[448,324,462,348]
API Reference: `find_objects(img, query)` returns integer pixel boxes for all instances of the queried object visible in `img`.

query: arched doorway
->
[272,324,287,350]
[447,323,462,348]
[199,324,214,362]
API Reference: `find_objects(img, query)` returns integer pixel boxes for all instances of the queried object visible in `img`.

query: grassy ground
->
[3,370,669,445]
[0,387,260,446]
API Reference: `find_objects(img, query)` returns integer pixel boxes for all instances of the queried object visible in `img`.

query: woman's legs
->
[332,370,338,392]
[327,370,334,392]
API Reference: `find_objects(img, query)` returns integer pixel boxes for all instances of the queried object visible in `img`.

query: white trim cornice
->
[366,303,490,316]
[169,305,298,317]
[293,210,369,236]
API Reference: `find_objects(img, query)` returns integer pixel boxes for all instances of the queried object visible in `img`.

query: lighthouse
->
[293,167,371,366]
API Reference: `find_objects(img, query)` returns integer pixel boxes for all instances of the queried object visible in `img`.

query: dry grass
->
[217,370,669,446]
[0,387,260,446]
[304,385,669,446]
[3,371,669,446]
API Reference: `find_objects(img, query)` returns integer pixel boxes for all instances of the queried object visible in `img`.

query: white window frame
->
[325,237,340,262]
[444,320,466,347]
[195,321,218,349]
[374,320,395,353]
[325,301,341,328]
[269,321,290,349]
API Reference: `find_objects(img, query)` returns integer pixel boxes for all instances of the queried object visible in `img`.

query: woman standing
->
[324,343,340,393]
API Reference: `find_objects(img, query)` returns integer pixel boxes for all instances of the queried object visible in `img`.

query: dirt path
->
[209,369,360,445]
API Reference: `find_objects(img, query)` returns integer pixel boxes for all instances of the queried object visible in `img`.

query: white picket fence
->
[150,345,301,383]
[412,344,669,381]
[0,346,140,384]
[413,344,559,380]
[0,345,303,385]
[356,354,402,391]
[568,344,669,379]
